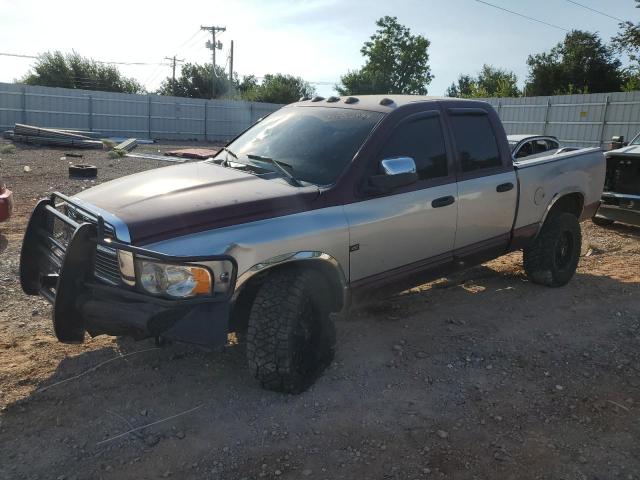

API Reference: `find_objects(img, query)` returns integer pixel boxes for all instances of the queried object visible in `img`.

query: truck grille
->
[63,205,123,285]
[94,246,122,285]
[605,156,640,195]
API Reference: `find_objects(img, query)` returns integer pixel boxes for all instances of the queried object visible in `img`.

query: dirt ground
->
[0,141,639,480]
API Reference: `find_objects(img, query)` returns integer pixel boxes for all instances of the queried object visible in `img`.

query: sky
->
[0,0,638,97]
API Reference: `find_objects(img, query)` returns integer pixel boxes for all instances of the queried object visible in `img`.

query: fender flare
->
[233,251,349,311]
[536,188,585,237]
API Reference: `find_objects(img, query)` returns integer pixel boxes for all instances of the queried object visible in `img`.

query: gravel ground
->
[0,141,639,480]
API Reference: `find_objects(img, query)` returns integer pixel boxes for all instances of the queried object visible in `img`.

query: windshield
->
[213,106,384,185]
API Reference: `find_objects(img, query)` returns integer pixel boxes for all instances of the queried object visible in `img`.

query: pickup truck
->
[20,95,605,393]
[593,131,640,227]
[508,134,560,159]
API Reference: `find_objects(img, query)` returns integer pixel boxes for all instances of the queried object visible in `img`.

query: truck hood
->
[606,145,640,157]
[74,162,320,244]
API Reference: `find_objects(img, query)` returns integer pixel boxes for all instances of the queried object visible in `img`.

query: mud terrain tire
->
[246,269,335,393]
[524,212,581,287]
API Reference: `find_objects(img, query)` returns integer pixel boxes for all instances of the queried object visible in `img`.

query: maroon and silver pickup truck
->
[20,95,605,392]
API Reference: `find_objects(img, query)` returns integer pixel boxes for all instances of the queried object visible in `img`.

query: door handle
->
[496,182,514,193]
[431,195,455,208]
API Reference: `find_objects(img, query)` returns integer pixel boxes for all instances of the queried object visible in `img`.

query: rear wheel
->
[523,212,581,287]
[246,268,335,393]
[592,216,615,227]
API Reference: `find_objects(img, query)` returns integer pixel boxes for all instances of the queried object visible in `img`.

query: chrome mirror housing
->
[380,157,417,176]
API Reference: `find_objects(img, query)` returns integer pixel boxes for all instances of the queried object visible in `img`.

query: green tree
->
[612,0,640,89]
[525,30,623,96]
[447,65,520,98]
[242,74,315,104]
[336,16,433,95]
[237,75,259,97]
[157,63,233,99]
[21,51,144,93]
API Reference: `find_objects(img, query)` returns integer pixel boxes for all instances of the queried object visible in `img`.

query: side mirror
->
[367,157,418,194]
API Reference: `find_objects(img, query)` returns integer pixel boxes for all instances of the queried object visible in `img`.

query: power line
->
[0,51,168,66]
[174,29,205,52]
[473,0,570,32]
[565,0,626,23]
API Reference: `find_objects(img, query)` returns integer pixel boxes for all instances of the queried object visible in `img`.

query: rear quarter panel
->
[514,148,605,229]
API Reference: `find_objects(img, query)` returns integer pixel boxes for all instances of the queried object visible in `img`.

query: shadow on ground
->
[1,267,639,479]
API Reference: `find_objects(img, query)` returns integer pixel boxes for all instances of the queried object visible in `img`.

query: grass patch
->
[101,139,116,150]
[107,149,125,159]
[0,143,17,154]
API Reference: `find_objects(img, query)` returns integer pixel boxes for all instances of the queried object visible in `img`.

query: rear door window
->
[450,114,502,172]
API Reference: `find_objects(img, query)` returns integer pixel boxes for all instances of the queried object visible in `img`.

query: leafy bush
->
[0,143,17,154]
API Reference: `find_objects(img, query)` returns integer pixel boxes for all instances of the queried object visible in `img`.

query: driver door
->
[344,111,458,283]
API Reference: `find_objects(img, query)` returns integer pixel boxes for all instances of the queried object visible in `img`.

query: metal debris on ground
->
[125,153,188,163]
[115,139,137,152]
[114,138,138,152]
[165,148,219,159]
[106,137,154,145]
[3,123,103,149]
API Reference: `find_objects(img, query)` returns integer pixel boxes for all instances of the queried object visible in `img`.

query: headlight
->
[138,260,212,298]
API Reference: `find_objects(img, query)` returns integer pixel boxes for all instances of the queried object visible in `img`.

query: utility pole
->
[201,25,226,99]
[229,40,234,92]
[164,55,184,96]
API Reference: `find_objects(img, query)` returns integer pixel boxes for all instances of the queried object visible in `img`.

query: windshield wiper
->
[246,154,302,187]
[222,147,238,166]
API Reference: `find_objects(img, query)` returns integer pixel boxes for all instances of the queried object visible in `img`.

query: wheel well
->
[548,192,584,219]
[229,261,345,334]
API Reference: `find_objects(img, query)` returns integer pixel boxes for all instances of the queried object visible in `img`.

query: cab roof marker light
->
[379,97,394,106]
[344,97,359,104]
[326,96,340,103]
[311,96,325,102]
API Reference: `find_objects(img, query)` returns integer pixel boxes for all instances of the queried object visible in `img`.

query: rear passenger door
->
[448,110,517,255]
[345,111,458,282]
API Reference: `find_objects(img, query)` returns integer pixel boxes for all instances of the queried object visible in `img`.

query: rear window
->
[450,115,502,173]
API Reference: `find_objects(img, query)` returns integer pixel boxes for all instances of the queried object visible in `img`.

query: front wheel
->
[523,212,581,287]
[246,269,336,393]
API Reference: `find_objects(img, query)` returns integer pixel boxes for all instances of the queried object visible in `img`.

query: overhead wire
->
[0,51,168,66]
[564,0,627,23]
[472,0,570,31]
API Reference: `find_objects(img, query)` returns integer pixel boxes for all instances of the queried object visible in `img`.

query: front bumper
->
[0,187,13,222]
[596,192,640,227]
[19,192,237,346]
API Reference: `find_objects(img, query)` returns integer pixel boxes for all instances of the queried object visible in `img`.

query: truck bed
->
[513,148,606,229]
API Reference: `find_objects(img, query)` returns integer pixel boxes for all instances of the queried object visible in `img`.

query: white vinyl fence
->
[0,82,282,141]
[482,91,640,148]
